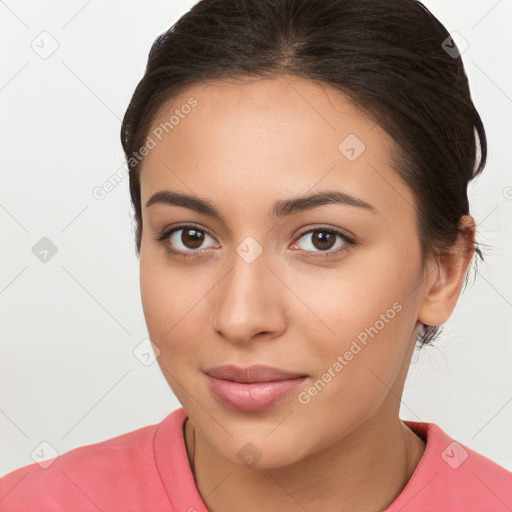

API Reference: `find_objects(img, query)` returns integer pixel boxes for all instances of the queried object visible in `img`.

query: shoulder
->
[387,420,512,512]
[0,410,185,512]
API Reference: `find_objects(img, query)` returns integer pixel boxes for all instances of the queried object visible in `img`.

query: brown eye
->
[310,231,337,251]
[293,227,354,257]
[168,227,215,252]
[179,228,205,249]
[156,224,219,257]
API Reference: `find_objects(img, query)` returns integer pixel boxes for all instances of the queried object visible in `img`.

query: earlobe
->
[418,215,476,327]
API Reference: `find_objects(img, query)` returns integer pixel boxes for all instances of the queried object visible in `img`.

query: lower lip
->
[206,374,308,412]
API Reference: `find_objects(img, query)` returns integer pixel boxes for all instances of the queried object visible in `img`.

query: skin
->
[138,75,475,512]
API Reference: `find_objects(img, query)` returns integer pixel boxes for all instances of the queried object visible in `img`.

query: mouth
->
[204,364,309,412]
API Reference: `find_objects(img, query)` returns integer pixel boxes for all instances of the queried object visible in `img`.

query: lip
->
[204,365,309,412]
[204,364,308,383]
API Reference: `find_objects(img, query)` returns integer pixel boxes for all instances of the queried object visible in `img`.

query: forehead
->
[139,75,415,221]
[146,75,383,154]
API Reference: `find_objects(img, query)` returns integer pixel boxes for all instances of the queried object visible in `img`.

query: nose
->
[211,248,287,346]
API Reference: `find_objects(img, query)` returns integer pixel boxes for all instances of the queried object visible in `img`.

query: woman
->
[1,0,510,510]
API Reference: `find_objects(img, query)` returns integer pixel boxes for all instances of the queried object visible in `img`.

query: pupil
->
[314,231,334,250]
[183,229,204,249]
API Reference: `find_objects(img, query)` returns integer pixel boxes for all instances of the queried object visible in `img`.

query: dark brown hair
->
[120,0,487,348]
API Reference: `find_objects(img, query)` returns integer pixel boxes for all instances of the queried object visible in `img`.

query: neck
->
[184,406,426,512]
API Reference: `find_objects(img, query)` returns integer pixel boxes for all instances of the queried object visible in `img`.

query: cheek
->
[140,250,184,349]
[294,292,417,453]
[139,250,213,368]
[290,250,417,343]
[139,260,205,405]
[294,246,421,390]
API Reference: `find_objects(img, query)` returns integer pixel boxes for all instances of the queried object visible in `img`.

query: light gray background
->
[1,0,511,477]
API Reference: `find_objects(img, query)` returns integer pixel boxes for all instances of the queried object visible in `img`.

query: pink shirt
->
[1,407,511,511]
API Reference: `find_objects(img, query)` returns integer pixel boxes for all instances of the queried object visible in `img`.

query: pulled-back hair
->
[121,0,487,347]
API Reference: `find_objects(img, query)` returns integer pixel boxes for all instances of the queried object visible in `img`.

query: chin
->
[213,429,310,470]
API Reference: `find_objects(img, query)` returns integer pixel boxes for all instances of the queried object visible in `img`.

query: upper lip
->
[204,364,308,383]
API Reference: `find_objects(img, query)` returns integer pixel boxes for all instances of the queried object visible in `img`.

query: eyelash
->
[154,223,357,259]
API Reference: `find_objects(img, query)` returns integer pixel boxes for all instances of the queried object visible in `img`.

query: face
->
[138,75,432,468]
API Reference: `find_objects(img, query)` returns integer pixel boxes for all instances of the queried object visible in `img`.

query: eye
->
[154,224,218,258]
[155,223,356,259]
[291,226,355,258]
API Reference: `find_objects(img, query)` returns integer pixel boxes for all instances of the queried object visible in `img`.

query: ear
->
[418,215,476,327]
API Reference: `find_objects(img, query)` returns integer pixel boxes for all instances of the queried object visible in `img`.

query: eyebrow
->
[146,189,377,221]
